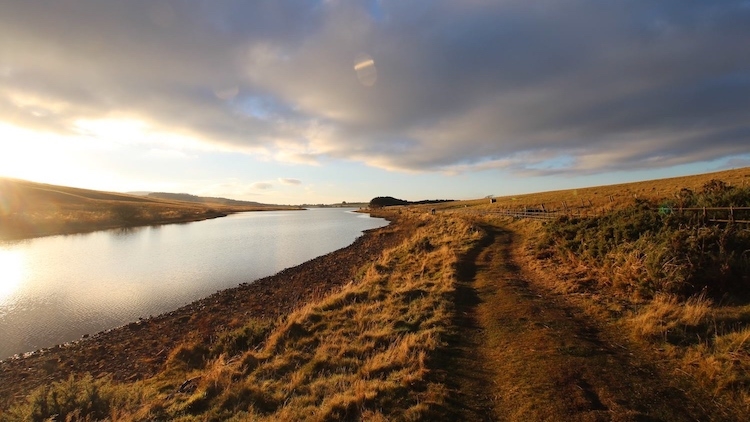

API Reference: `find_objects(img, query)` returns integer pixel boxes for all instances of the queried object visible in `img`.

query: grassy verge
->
[522,178,750,414]
[1,213,481,421]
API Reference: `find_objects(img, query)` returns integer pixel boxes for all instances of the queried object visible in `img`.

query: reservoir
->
[0,208,388,360]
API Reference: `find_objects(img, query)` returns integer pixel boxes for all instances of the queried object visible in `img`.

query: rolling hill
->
[0,178,300,240]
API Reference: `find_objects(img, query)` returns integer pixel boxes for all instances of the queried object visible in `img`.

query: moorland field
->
[1,167,750,421]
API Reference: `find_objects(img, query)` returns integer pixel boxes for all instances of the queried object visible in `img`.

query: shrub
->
[1,375,125,422]
[539,182,750,299]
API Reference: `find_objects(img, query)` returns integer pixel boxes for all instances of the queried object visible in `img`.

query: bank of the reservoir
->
[0,211,408,410]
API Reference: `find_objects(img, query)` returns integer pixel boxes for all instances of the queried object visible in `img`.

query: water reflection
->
[0,249,23,304]
[110,226,143,238]
[0,209,388,359]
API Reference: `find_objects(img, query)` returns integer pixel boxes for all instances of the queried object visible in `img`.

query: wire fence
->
[447,205,750,225]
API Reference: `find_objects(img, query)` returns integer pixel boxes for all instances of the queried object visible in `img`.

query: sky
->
[1,0,749,205]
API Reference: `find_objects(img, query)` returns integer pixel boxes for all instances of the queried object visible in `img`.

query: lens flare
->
[353,53,377,87]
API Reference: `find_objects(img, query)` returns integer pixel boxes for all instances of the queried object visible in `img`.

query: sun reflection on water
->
[0,249,24,304]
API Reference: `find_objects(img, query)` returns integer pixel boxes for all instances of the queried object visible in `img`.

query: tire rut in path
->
[444,224,719,421]
[436,227,498,421]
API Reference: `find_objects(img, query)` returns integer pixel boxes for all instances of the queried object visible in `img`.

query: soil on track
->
[445,223,729,421]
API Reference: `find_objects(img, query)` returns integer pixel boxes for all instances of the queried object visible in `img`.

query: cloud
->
[2,0,749,177]
[278,178,302,185]
[251,182,273,190]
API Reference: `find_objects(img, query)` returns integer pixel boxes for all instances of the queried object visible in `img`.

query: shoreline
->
[0,211,408,409]
[0,207,304,243]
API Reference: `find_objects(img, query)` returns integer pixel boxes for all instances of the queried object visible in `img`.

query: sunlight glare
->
[0,123,78,182]
[74,118,149,143]
[0,249,24,304]
[73,117,216,153]
[0,122,126,191]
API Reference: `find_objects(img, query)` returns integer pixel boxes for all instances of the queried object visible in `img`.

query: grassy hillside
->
[147,192,269,207]
[424,167,750,213]
[0,178,300,241]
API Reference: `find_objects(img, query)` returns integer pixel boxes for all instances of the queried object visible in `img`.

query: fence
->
[669,207,750,224]
[483,209,564,221]
[449,205,750,225]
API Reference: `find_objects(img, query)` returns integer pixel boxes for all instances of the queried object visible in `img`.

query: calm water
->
[0,208,387,359]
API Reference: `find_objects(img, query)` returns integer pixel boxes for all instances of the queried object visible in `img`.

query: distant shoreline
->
[0,177,306,242]
[0,207,304,242]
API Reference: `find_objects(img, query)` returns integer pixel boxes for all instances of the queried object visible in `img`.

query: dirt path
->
[446,223,726,421]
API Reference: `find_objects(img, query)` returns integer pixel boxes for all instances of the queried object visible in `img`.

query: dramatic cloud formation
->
[2,0,749,177]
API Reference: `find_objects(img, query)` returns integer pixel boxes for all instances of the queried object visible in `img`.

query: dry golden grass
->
[670,303,750,412]
[2,213,482,421]
[628,294,713,341]
[0,177,297,240]
[419,166,750,214]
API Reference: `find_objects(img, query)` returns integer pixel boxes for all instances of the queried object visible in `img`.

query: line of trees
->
[369,196,454,208]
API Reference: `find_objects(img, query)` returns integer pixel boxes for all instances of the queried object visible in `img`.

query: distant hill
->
[369,196,454,208]
[147,192,270,207]
[0,178,300,240]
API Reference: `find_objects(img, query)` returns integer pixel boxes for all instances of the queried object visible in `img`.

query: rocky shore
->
[0,212,410,410]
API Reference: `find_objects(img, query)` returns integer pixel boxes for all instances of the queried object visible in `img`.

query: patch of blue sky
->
[525,154,576,172]
[234,95,290,120]
[367,0,386,22]
[710,71,750,87]
[237,97,272,120]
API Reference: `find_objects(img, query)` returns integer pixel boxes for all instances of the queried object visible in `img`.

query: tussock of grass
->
[210,318,275,357]
[2,214,481,421]
[0,374,145,422]
[676,325,750,412]
[628,294,712,343]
